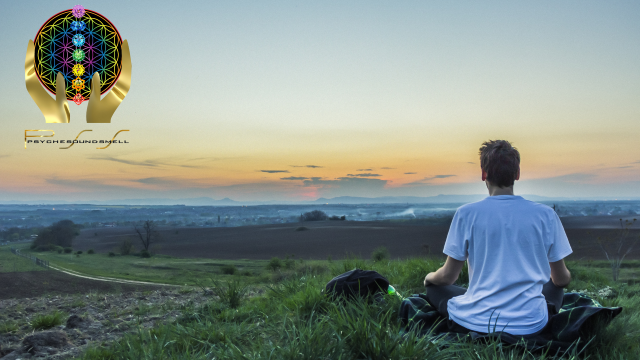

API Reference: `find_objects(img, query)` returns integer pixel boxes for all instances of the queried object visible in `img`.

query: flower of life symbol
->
[33,6,122,104]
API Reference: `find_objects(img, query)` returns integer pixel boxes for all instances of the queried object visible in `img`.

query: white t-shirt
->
[443,195,573,335]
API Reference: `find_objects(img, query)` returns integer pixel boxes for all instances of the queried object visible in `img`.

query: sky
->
[1,0,639,202]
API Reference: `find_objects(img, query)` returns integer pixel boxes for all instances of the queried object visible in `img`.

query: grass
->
[0,320,19,334]
[30,310,67,330]
[77,256,640,359]
[18,245,281,286]
[0,245,47,272]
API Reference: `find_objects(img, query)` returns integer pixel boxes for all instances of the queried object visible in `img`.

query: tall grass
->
[79,257,638,359]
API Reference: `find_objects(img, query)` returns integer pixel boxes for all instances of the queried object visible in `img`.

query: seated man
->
[424,139,573,336]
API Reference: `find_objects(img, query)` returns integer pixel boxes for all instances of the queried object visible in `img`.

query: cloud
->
[302,176,389,197]
[289,165,323,168]
[346,173,382,177]
[88,155,204,168]
[404,172,417,175]
[280,176,309,180]
[380,167,395,170]
[618,166,632,169]
[260,170,290,173]
[403,174,457,186]
[356,168,373,171]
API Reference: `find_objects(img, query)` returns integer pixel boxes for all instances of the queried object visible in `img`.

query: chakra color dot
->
[72,49,85,62]
[72,64,85,77]
[72,34,85,47]
[72,93,85,105]
[71,77,85,91]
[70,20,86,31]
[72,5,85,18]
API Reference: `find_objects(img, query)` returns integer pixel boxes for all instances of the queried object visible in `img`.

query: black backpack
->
[325,269,390,300]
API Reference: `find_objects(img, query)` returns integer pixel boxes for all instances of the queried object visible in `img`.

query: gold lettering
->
[59,130,92,149]
[25,130,54,149]
[97,130,129,149]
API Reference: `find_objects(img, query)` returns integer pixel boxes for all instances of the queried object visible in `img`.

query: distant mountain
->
[310,194,566,204]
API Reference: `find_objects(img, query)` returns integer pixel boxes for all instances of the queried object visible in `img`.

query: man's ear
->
[515,168,520,181]
[481,169,487,181]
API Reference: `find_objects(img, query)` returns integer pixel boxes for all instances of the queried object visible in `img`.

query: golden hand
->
[25,40,70,123]
[86,39,132,123]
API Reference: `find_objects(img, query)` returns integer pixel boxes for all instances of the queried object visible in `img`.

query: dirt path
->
[48,263,179,287]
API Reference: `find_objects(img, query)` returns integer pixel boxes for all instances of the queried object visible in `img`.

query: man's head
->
[479,140,520,188]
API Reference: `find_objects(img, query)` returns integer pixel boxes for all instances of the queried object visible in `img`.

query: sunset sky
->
[1,1,639,202]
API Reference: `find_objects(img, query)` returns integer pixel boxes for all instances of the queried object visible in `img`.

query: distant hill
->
[309,194,562,204]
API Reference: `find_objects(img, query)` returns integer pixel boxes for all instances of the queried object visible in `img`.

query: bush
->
[140,249,151,258]
[30,310,66,330]
[284,255,296,269]
[57,248,62,254]
[210,280,248,309]
[35,244,52,251]
[64,247,72,253]
[241,270,252,276]
[267,257,283,271]
[108,252,116,257]
[120,238,134,255]
[301,210,328,221]
[76,250,83,255]
[87,249,95,254]
[221,264,237,275]
[329,215,346,221]
[372,246,389,262]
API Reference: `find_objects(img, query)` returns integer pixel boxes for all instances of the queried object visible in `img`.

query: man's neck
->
[486,182,515,196]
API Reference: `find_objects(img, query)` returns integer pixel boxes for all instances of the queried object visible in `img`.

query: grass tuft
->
[30,310,67,330]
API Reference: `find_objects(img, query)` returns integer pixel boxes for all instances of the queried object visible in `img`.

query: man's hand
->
[424,272,436,287]
[423,256,465,287]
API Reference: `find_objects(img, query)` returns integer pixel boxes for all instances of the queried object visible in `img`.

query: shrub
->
[63,247,72,254]
[57,248,62,254]
[88,249,95,254]
[329,215,346,221]
[108,252,116,257]
[140,249,151,258]
[301,210,328,221]
[120,238,134,255]
[221,264,237,275]
[372,246,389,262]
[76,250,83,255]
[30,310,66,330]
[267,257,283,271]
[35,244,52,251]
[284,255,296,269]
[210,280,248,309]
[241,270,252,276]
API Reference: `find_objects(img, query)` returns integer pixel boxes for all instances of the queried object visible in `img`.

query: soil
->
[0,271,164,301]
[0,288,241,359]
[74,217,640,261]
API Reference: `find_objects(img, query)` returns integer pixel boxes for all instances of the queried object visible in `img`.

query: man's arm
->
[550,259,571,287]
[424,256,465,287]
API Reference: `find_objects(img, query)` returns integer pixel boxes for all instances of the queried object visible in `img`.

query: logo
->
[24,4,131,149]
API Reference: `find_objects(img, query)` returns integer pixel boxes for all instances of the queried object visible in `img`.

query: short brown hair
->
[479,140,520,188]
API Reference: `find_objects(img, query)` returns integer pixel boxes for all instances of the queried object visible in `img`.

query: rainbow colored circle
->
[34,9,122,103]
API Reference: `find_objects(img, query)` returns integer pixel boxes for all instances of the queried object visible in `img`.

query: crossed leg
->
[424,279,564,334]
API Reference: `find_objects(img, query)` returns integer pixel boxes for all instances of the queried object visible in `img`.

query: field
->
[71,216,640,262]
[2,216,639,359]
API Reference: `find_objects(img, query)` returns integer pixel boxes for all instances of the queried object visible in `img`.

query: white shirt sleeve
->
[547,212,573,262]
[443,209,468,261]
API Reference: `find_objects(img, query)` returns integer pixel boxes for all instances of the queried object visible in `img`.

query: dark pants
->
[424,279,564,335]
